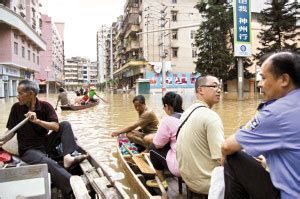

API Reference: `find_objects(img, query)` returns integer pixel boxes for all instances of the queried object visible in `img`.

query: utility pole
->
[110,26,113,80]
[160,5,167,95]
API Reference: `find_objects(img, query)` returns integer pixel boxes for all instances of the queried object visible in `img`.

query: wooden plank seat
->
[0,164,51,199]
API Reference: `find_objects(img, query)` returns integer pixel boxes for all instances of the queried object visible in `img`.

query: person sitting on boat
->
[222,51,300,199]
[176,75,224,197]
[74,91,83,105]
[55,87,70,110]
[147,92,183,189]
[80,91,90,105]
[2,79,87,198]
[88,86,100,102]
[111,95,159,148]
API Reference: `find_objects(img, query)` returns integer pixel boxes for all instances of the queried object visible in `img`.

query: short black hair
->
[133,95,145,104]
[162,92,184,113]
[18,79,39,95]
[195,75,216,93]
[59,87,65,92]
[263,51,300,87]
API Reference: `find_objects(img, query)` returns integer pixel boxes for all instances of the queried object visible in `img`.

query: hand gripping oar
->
[0,117,30,145]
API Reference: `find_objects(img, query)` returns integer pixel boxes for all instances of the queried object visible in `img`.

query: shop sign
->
[2,66,20,77]
[234,0,252,57]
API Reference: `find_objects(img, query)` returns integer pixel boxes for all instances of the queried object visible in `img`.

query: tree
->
[194,0,253,81]
[255,0,299,62]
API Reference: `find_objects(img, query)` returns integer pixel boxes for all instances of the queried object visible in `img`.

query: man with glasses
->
[176,75,224,198]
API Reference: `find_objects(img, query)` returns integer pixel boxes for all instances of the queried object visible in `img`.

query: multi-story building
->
[64,57,98,90]
[101,0,203,92]
[0,0,46,97]
[37,14,64,93]
[101,0,299,93]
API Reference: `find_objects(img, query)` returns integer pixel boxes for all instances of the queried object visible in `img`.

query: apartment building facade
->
[99,0,299,93]
[98,0,203,92]
[0,0,46,97]
[36,14,64,93]
[64,57,98,90]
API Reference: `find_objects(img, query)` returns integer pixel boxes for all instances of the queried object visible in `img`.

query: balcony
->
[113,59,147,76]
[126,40,139,52]
[124,24,140,38]
[0,5,46,50]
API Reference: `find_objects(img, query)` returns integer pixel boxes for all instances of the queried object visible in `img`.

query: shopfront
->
[0,65,20,98]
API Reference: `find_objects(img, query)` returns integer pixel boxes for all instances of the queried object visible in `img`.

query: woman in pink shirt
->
[146,92,183,188]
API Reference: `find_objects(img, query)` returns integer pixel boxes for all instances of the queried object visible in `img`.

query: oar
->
[124,145,156,175]
[0,117,30,145]
[144,153,168,198]
[98,96,109,104]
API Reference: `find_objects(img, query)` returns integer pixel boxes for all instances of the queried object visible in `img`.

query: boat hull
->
[116,136,161,199]
[61,100,99,111]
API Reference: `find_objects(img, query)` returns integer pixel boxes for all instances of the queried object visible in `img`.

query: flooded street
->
[0,91,261,196]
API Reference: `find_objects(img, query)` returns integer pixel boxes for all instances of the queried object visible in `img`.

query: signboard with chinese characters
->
[2,65,20,77]
[234,0,252,57]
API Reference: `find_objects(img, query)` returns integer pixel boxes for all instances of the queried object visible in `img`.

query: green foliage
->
[254,0,299,63]
[194,0,253,81]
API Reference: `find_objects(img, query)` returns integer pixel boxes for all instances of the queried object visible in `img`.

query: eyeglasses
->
[200,85,221,89]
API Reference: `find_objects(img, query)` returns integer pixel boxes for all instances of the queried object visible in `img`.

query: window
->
[28,50,30,60]
[172,47,178,58]
[192,49,197,58]
[14,42,18,55]
[172,30,178,40]
[171,0,177,3]
[14,33,18,39]
[22,46,25,58]
[171,11,178,22]
[37,56,39,65]
[190,30,196,39]
[33,53,36,63]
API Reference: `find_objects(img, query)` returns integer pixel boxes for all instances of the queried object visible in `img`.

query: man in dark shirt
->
[4,79,86,197]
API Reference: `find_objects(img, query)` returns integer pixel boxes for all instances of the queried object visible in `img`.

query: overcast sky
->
[41,0,126,61]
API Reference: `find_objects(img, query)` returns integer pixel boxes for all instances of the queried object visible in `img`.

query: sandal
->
[146,179,168,189]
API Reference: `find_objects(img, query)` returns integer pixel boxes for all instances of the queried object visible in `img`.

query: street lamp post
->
[45,68,50,95]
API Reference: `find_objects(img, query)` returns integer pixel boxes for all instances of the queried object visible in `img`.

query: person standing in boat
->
[222,51,300,199]
[176,75,224,198]
[147,92,183,189]
[4,79,87,198]
[111,95,159,148]
[55,87,70,110]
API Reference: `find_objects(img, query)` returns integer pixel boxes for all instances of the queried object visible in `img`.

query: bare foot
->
[64,154,88,168]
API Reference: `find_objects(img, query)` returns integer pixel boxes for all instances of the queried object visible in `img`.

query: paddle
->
[97,95,109,104]
[124,145,156,175]
[144,153,168,198]
[0,117,30,146]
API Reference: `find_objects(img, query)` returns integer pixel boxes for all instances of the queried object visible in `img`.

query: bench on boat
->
[0,164,51,199]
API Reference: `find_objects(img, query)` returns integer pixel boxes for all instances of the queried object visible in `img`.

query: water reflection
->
[0,91,261,196]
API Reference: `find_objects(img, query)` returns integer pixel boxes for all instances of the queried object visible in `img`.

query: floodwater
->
[0,91,262,196]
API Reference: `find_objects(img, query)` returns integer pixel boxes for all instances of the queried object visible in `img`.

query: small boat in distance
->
[60,100,100,111]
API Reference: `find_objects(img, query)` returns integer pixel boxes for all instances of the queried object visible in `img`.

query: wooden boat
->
[116,136,164,199]
[0,143,127,199]
[61,100,99,111]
